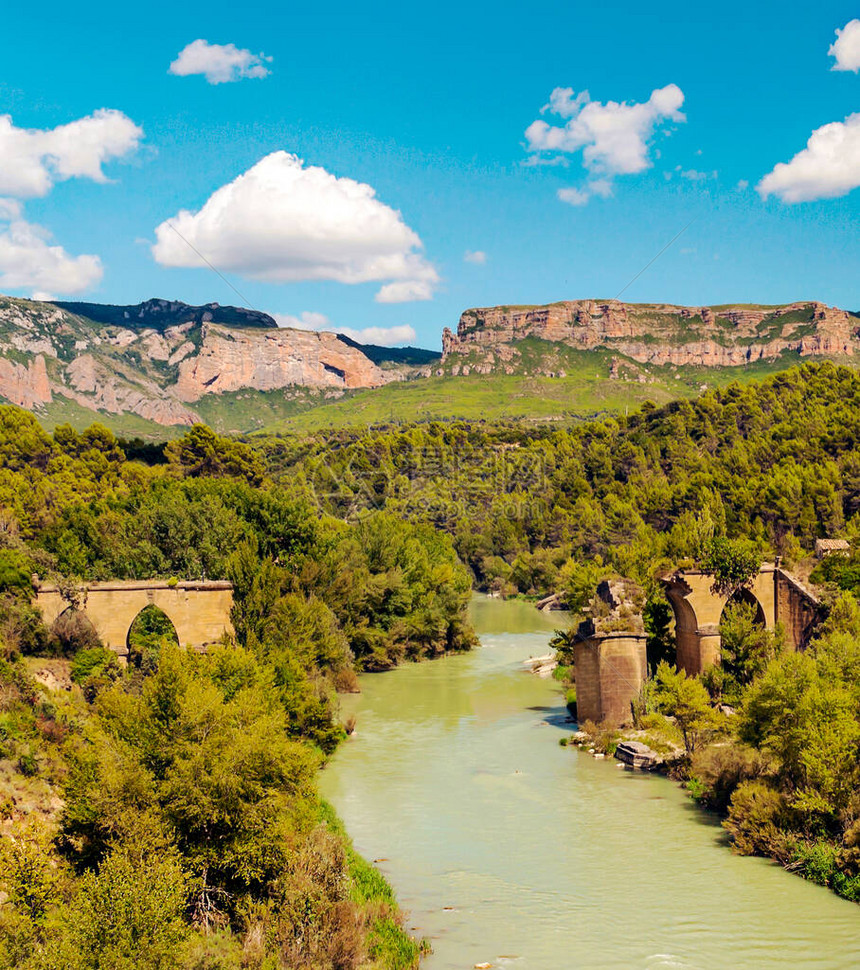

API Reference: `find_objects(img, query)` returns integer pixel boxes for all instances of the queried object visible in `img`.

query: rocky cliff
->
[0,296,414,427]
[441,300,859,369]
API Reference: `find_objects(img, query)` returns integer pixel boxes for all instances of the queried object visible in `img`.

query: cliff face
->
[0,296,400,427]
[441,300,859,368]
[173,324,387,401]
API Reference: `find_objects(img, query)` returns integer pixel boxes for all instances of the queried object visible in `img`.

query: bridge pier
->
[573,631,648,725]
[572,579,648,726]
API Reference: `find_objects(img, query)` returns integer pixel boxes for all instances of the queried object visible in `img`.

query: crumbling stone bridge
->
[34,579,234,659]
[574,564,822,724]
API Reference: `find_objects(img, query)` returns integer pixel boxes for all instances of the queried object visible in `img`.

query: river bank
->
[321,594,859,969]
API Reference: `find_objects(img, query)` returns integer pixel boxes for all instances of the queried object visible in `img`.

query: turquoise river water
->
[319,595,859,970]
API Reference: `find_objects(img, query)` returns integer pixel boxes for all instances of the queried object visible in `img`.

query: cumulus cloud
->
[464,250,487,264]
[153,152,438,302]
[273,311,416,346]
[557,187,590,206]
[0,205,102,294]
[829,19,860,72]
[526,83,684,204]
[374,280,434,303]
[757,113,860,202]
[0,110,143,199]
[527,84,684,170]
[169,39,272,84]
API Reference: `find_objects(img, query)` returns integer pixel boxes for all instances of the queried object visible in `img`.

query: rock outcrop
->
[442,300,859,368]
[172,324,387,401]
[0,296,414,427]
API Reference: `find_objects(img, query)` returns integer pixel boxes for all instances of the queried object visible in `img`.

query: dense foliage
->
[265,362,860,601]
[0,409,475,967]
[262,363,860,902]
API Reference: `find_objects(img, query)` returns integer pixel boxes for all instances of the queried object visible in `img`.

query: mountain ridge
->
[1,293,858,434]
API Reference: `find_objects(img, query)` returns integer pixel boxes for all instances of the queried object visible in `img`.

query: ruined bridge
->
[574,564,823,724]
[34,579,234,658]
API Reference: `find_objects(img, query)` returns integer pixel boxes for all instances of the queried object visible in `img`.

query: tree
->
[653,662,718,756]
[700,536,761,597]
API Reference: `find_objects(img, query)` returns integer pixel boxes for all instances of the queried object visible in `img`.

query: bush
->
[48,611,102,657]
[724,780,790,858]
[792,840,839,887]
[688,744,767,813]
[70,647,120,685]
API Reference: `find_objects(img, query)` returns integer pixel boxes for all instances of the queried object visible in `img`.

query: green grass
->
[12,342,860,440]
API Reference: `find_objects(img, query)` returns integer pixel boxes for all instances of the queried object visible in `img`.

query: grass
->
[12,341,860,440]
[318,800,427,969]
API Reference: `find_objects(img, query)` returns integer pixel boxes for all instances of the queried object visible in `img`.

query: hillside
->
[0,296,430,433]
[0,293,857,436]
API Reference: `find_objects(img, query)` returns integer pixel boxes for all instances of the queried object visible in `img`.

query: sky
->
[0,1,858,349]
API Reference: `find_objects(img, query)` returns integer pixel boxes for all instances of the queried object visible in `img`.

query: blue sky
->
[0,1,858,348]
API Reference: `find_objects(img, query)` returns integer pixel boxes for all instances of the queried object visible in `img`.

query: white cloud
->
[153,152,438,302]
[169,39,272,84]
[341,324,417,345]
[273,311,416,346]
[274,311,332,330]
[757,112,860,202]
[558,178,613,206]
[464,250,487,264]
[375,280,434,303]
[736,179,750,190]
[526,83,685,176]
[557,187,590,206]
[829,19,860,72]
[679,168,717,181]
[0,209,102,294]
[0,110,143,199]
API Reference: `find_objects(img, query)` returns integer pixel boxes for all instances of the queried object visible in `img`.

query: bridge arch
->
[33,580,233,659]
[126,604,180,668]
[721,587,766,628]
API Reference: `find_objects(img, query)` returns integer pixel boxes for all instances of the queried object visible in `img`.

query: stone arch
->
[49,606,101,653]
[33,579,234,658]
[662,571,728,675]
[721,587,766,627]
[126,604,180,666]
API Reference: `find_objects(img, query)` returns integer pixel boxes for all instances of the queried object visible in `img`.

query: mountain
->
[0,296,431,431]
[441,300,860,372]
[0,293,857,436]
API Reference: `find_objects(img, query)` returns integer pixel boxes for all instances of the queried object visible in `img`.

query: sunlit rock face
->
[0,296,401,426]
[442,300,858,368]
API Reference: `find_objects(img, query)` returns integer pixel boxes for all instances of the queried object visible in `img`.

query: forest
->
[0,358,860,968]
[261,361,860,902]
[0,410,473,968]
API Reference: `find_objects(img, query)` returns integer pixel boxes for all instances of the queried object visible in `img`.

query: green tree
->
[653,662,718,756]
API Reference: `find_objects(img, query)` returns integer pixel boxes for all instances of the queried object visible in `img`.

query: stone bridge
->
[34,579,234,658]
[574,564,822,724]
[662,563,821,674]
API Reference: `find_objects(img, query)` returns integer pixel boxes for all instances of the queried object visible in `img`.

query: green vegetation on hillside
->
[259,361,860,900]
[0,411,474,967]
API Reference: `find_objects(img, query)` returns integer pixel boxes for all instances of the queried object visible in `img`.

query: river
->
[319,595,859,969]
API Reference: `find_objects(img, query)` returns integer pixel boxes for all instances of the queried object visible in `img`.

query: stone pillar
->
[694,624,722,674]
[573,632,648,725]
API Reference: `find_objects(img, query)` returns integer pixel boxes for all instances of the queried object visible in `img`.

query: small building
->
[815,538,851,559]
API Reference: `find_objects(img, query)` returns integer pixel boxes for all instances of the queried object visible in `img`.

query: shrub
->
[16,750,37,778]
[724,780,790,858]
[792,840,839,887]
[689,744,768,812]
[48,611,102,657]
[70,647,120,685]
